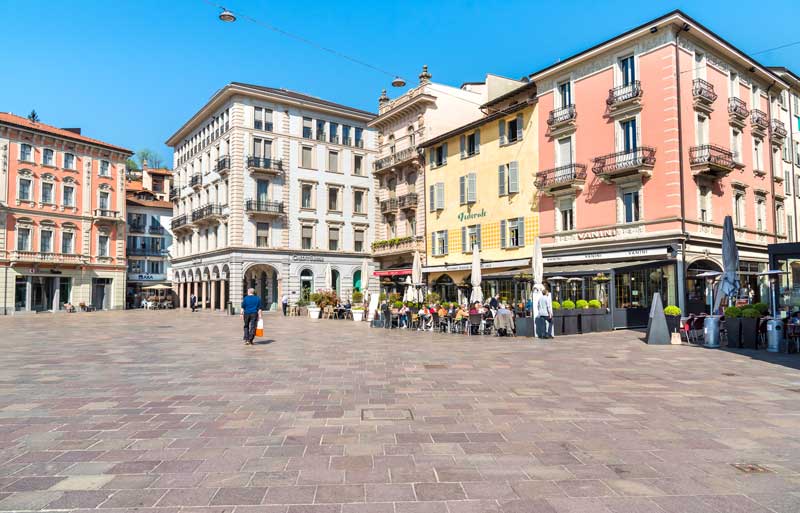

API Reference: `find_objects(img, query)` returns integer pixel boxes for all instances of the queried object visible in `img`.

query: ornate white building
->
[166,83,377,311]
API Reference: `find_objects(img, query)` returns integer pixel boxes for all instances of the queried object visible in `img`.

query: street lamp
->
[391,77,406,88]
[219,8,236,23]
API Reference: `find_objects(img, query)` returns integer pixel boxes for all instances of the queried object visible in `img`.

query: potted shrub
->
[724,306,742,348]
[588,299,610,332]
[664,305,682,334]
[551,300,563,336]
[351,291,364,321]
[575,299,591,333]
[425,292,441,305]
[752,302,769,316]
[561,300,578,335]
[740,307,760,349]
[308,292,322,319]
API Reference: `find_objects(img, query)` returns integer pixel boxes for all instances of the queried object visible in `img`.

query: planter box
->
[740,317,759,349]
[552,311,564,336]
[562,310,579,335]
[595,310,612,332]
[352,310,364,322]
[665,316,681,335]
[579,309,598,333]
[298,306,308,317]
[308,307,321,319]
[516,317,534,337]
[726,317,741,348]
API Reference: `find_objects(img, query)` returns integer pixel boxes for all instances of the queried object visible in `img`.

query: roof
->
[231,82,376,117]
[126,180,144,192]
[126,195,172,209]
[483,80,536,109]
[0,112,132,155]
[420,101,531,149]
[768,67,800,86]
[146,167,172,176]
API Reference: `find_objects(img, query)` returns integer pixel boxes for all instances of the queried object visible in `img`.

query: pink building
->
[0,113,132,313]
[532,10,791,327]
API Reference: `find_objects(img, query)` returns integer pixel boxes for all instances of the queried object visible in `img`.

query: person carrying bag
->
[240,288,262,345]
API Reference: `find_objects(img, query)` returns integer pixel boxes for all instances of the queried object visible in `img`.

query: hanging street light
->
[391,76,406,88]
[218,7,236,23]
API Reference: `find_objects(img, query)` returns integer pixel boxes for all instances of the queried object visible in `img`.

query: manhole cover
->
[424,364,448,369]
[731,463,771,474]
[722,372,737,376]
[362,408,414,421]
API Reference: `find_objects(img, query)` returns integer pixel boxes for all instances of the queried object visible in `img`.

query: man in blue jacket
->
[240,288,262,345]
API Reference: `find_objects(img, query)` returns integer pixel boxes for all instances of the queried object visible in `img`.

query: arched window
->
[388,135,395,155]
[407,126,415,148]
[353,270,362,292]
[300,269,314,300]
[331,269,340,293]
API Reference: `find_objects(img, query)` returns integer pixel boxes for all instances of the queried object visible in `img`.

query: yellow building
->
[421,83,539,303]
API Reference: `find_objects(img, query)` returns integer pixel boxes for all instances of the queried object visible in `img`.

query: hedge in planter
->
[724,306,742,348]
[551,301,563,336]
[664,305,682,335]
[740,307,760,349]
[561,300,578,335]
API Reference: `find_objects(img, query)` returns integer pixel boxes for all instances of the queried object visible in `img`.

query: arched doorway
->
[243,264,280,311]
[300,268,314,302]
[353,270,362,292]
[686,259,722,314]
[331,269,340,293]
[433,274,457,303]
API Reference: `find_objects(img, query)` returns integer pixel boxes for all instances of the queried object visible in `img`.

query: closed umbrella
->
[714,215,740,312]
[324,263,332,291]
[532,237,544,290]
[469,245,483,304]
[360,259,370,293]
[412,250,424,303]
[403,276,415,302]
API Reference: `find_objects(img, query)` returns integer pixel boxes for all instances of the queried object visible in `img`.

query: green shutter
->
[476,224,482,249]
[461,226,467,253]
[443,230,448,255]
[460,135,466,158]
[516,114,524,140]
[475,130,480,154]
[429,185,435,212]
[498,120,506,145]
[442,142,448,165]
[459,176,466,205]
[436,182,444,210]
[467,173,477,203]
[500,220,507,248]
[518,218,525,247]
[509,161,519,194]
[498,165,506,196]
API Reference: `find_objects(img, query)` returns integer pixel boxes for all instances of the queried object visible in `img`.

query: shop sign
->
[458,209,487,223]
[543,247,670,264]
[577,229,617,240]
[292,255,324,262]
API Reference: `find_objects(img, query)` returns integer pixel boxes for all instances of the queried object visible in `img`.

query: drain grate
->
[362,408,414,421]
[731,463,772,474]
[424,364,448,369]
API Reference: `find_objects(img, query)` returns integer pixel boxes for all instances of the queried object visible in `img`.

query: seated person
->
[469,303,480,315]
[398,304,410,328]
[437,304,448,317]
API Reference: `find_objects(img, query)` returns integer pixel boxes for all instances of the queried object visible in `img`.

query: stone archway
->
[243,263,281,311]
[686,258,723,315]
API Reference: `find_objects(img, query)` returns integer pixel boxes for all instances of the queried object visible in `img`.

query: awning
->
[373,269,412,277]
[543,259,665,275]
[422,258,530,274]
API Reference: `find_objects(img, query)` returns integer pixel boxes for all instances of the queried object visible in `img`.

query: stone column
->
[52,277,61,311]
[211,280,218,311]
[178,281,184,309]
[25,277,32,312]
[220,279,227,312]
[201,279,207,310]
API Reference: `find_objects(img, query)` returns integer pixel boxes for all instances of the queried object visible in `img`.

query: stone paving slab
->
[0,309,799,512]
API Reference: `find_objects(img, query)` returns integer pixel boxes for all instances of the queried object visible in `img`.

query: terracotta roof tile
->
[146,167,172,175]
[0,112,132,155]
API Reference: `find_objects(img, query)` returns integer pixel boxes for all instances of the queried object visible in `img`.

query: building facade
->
[0,113,131,314]
[166,83,377,312]
[367,67,520,292]
[531,10,790,327]
[421,82,539,303]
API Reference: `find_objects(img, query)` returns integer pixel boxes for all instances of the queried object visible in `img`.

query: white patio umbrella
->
[403,276,415,302]
[412,250,424,303]
[532,237,544,291]
[324,263,332,291]
[360,259,370,293]
[469,245,484,304]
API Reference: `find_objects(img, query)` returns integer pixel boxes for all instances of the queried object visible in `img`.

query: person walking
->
[241,288,262,345]
[190,293,197,313]
[537,288,554,339]
[281,293,289,316]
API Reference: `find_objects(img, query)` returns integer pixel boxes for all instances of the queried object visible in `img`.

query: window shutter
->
[436,182,444,210]
[429,148,435,166]
[461,226,467,253]
[498,120,506,145]
[459,176,466,205]
[516,114,524,140]
[460,135,466,158]
[509,161,519,194]
[468,173,477,203]
[519,217,526,246]
[429,184,435,212]
[500,220,507,248]
[475,130,480,154]
[443,230,448,255]
[498,165,507,196]
[442,143,448,165]
[476,224,482,249]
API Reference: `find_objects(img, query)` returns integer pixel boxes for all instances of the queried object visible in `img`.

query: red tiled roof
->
[146,167,172,176]
[126,195,172,209]
[126,180,144,192]
[0,112,132,155]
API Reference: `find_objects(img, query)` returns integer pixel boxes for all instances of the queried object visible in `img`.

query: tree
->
[136,148,163,168]
[125,158,140,171]
[27,110,40,122]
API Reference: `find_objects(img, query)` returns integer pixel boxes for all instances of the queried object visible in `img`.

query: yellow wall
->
[425,104,538,266]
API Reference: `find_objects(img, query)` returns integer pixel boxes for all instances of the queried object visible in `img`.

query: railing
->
[191,204,223,222]
[247,156,283,172]
[772,119,788,138]
[94,209,119,219]
[171,214,188,230]
[398,193,418,209]
[316,132,327,142]
[214,156,230,174]
[380,198,398,214]
[355,138,364,149]
[10,251,83,264]
[692,78,717,103]
[128,223,146,233]
[689,144,734,169]
[534,163,587,189]
[547,104,577,126]
[189,174,202,187]
[169,187,178,200]
[606,81,642,106]
[343,138,352,146]
[371,236,424,256]
[245,199,284,215]
[751,109,769,130]
[329,135,340,144]
[127,247,167,256]
[374,146,417,172]
[148,226,165,235]
[728,97,749,118]
[592,146,656,175]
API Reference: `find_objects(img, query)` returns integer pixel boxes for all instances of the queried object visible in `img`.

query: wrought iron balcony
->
[171,214,188,230]
[127,247,167,257]
[547,105,577,130]
[94,209,121,221]
[189,173,202,188]
[592,146,656,180]
[398,193,418,209]
[247,157,284,176]
[245,199,284,216]
[374,146,417,173]
[728,97,749,121]
[380,198,398,214]
[148,226,165,235]
[355,138,364,149]
[169,187,178,201]
[191,204,224,223]
[606,81,642,108]
[214,156,230,175]
[315,132,327,142]
[692,78,718,105]
[751,109,769,132]
[128,223,146,233]
[689,144,735,178]
[534,163,588,194]
[771,119,788,140]
[371,236,424,257]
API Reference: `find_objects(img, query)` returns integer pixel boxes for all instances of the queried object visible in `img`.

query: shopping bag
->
[255,318,264,337]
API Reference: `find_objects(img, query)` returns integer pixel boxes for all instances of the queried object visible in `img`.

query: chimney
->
[142,159,148,172]
[62,127,82,135]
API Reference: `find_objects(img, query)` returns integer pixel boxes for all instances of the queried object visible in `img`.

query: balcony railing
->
[371,236,424,256]
[189,174,202,188]
[772,119,788,139]
[94,209,120,219]
[171,214,188,230]
[127,247,167,257]
[245,199,284,215]
[169,187,178,200]
[606,81,642,107]
[751,109,769,131]
[355,138,364,149]
[214,156,230,174]
[380,198,398,214]
[128,223,146,233]
[148,226,165,235]
[374,146,417,172]
[315,132,327,142]
[547,104,577,127]
[728,97,749,119]
[592,146,656,177]
[247,157,284,175]
[398,193,418,209]
[191,204,223,223]
[692,78,718,104]
[534,163,588,192]
[10,251,83,264]
[689,144,734,177]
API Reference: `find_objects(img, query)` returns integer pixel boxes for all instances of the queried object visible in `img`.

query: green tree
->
[27,110,40,122]
[125,158,140,171]
[136,148,163,168]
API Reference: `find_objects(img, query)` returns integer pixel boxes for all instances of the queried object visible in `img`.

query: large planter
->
[595,310,612,332]
[740,317,759,349]
[516,317,534,337]
[352,309,364,322]
[308,306,321,319]
[726,317,742,348]
[665,316,681,335]
[552,311,564,336]
[578,309,594,333]
[298,306,308,317]
[562,310,579,335]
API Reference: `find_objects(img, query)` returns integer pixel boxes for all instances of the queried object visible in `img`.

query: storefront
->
[769,243,800,311]
[423,258,531,305]
[374,267,412,297]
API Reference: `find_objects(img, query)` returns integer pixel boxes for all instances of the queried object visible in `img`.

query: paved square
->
[0,310,799,512]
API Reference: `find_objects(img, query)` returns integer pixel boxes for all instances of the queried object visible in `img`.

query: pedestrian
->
[489,294,499,310]
[190,292,197,312]
[241,288,262,345]
[281,293,289,316]
[537,288,554,339]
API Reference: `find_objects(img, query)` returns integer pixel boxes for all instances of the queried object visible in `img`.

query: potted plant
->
[724,306,742,348]
[575,299,591,333]
[752,302,769,316]
[664,305,682,334]
[740,307,760,349]
[588,299,610,332]
[425,292,441,305]
[308,292,322,319]
[551,300,563,335]
[561,299,578,335]
[351,291,365,321]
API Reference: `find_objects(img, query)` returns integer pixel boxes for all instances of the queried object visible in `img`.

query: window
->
[795,141,800,166]
[777,204,785,235]
[17,227,31,251]
[353,155,363,176]
[301,225,313,249]
[354,229,365,252]
[328,187,340,211]
[558,81,572,108]
[99,191,110,210]
[386,218,396,238]
[98,235,109,257]
[61,232,74,254]
[693,51,706,79]
[620,55,636,85]
[256,222,270,248]
[301,183,314,209]
[462,224,481,253]
[621,118,637,152]
[64,153,75,169]
[301,146,313,168]
[302,117,313,138]
[752,85,760,108]
[498,161,520,196]
[430,143,447,168]
[149,260,163,274]
[499,114,524,145]
[500,218,524,248]
[41,181,54,204]
[353,190,365,214]
[699,186,711,222]
[355,127,363,147]
[432,230,448,256]
[756,197,766,231]
[43,148,54,166]
[40,229,53,253]
[557,137,573,166]
[343,125,351,145]
[696,114,707,145]
[559,197,575,231]
[99,160,110,177]
[256,179,269,203]
[18,178,32,200]
[20,143,33,162]
[327,150,339,172]
[731,128,743,163]
[459,173,477,204]
[408,214,416,235]
[459,131,480,158]
[623,190,640,223]
[316,119,326,140]
[428,182,445,211]
[729,72,738,98]
[329,122,339,143]
[783,143,791,163]
[254,106,273,131]
[753,138,763,171]
[734,191,746,227]
[328,226,340,251]
[408,126,416,148]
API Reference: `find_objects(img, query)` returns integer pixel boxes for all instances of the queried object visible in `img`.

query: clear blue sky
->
[2,0,799,165]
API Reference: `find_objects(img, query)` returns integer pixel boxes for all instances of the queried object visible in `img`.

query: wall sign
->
[577,229,617,240]
[292,255,324,262]
[543,247,671,265]
[458,209,487,223]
